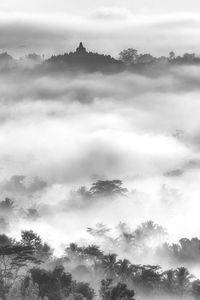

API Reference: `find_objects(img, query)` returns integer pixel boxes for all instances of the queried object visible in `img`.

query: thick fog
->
[1,64,200,265]
[1,2,200,300]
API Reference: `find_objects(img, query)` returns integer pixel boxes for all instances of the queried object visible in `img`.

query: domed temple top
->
[76,42,87,53]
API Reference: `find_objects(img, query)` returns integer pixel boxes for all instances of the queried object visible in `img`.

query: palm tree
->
[161,269,177,294]
[175,267,192,298]
[101,254,119,279]
[84,245,103,261]
[99,279,135,300]
[137,265,162,293]
[116,259,133,283]
[65,243,84,264]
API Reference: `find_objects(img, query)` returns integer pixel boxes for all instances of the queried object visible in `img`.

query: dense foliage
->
[0,229,200,299]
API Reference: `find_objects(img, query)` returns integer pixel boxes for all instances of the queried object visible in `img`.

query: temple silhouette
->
[46,42,124,73]
[75,42,87,54]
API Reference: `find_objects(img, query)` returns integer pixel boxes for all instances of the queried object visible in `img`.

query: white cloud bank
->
[0,65,200,253]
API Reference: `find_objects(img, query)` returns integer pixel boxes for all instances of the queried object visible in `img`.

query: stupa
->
[75,42,87,54]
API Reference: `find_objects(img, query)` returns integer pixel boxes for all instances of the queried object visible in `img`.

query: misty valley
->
[1,44,200,300]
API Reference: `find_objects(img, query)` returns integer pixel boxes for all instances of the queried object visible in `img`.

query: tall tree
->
[89,180,127,198]
[116,259,133,283]
[175,267,192,298]
[101,254,119,279]
[119,49,138,65]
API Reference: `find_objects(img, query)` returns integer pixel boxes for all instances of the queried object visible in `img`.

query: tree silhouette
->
[136,265,162,293]
[116,259,133,283]
[100,279,135,300]
[0,198,15,213]
[30,268,63,300]
[101,254,119,279]
[89,180,127,198]
[21,231,52,261]
[161,269,177,294]
[0,243,41,297]
[169,51,176,61]
[192,280,200,300]
[87,223,110,237]
[72,282,94,300]
[175,267,192,298]
[119,49,138,65]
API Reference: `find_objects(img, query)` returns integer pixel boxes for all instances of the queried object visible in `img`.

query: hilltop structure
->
[46,42,124,73]
[75,42,87,54]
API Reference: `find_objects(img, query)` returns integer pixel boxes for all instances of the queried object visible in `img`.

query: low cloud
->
[0,12,200,56]
[89,7,133,21]
[0,58,200,258]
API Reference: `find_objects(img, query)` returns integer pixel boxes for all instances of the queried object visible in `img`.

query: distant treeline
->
[1,43,200,74]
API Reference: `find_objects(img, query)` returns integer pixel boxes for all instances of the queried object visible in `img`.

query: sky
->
[1,0,200,15]
[1,0,200,57]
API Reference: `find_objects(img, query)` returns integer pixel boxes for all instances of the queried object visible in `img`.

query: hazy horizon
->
[1,1,200,58]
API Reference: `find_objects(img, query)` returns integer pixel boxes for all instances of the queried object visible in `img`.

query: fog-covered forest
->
[1,180,200,299]
[2,0,200,298]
